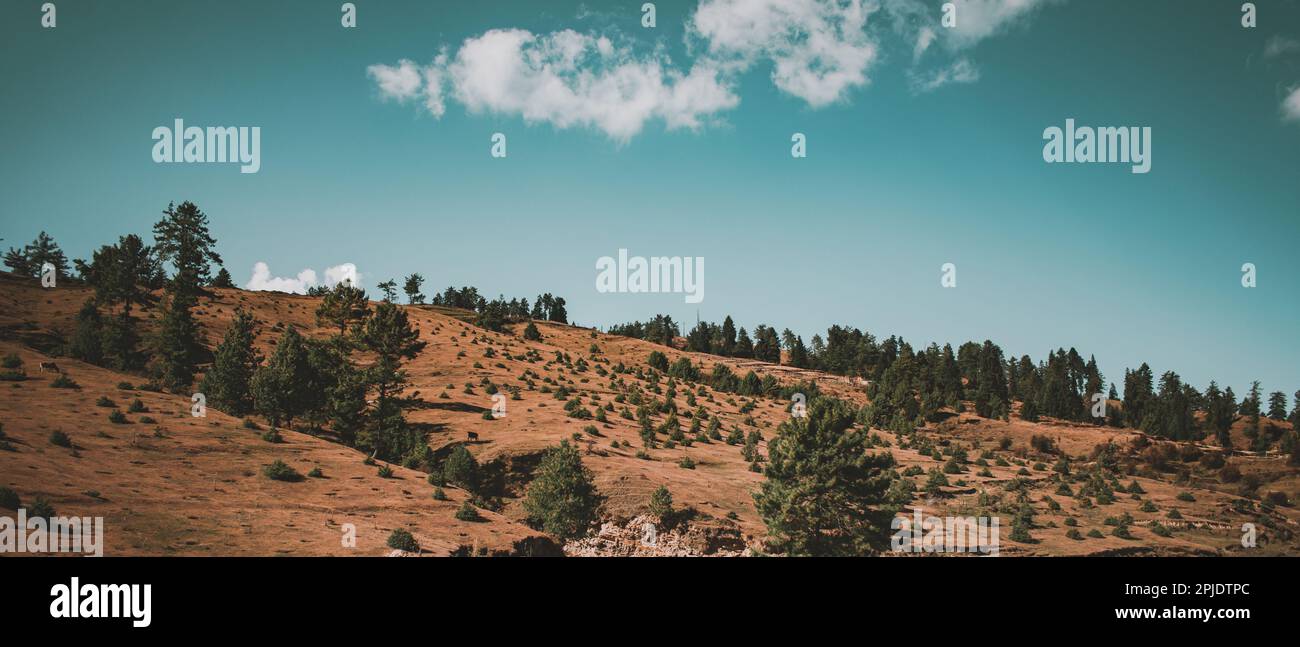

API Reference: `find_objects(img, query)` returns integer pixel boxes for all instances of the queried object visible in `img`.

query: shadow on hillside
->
[409,400,489,414]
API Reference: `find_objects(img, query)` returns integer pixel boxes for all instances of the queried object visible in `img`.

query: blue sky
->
[1,0,1297,398]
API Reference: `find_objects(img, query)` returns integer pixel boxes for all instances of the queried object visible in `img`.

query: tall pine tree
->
[153,201,221,295]
[355,302,428,460]
[200,310,260,416]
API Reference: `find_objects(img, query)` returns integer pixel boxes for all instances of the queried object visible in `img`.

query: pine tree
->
[354,302,427,460]
[324,356,368,446]
[200,309,260,416]
[734,327,754,358]
[1204,381,1235,449]
[975,341,1008,418]
[210,267,235,288]
[4,231,69,278]
[1266,391,1287,420]
[377,279,397,302]
[686,321,713,353]
[1084,355,1104,401]
[1241,381,1262,422]
[315,282,370,336]
[523,441,601,540]
[547,296,568,324]
[1006,356,1020,400]
[1150,371,1197,441]
[301,336,364,439]
[752,325,781,364]
[79,234,158,322]
[1123,363,1155,430]
[147,291,203,392]
[2,246,31,276]
[649,485,673,520]
[787,335,810,368]
[441,445,480,491]
[939,345,964,405]
[720,316,737,356]
[253,326,317,428]
[72,242,149,370]
[754,398,898,556]
[67,298,105,365]
[402,273,425,304]
[101,312,141,371]
[153,201,221,295]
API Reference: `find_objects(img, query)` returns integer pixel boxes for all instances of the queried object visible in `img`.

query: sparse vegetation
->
[262,460,302,482]
[387,528,419,552]
[454,500,482,521]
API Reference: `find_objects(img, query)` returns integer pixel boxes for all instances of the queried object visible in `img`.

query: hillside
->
[1,272,1297,556]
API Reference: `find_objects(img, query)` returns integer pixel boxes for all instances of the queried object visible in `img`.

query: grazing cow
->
[39,362,60,373]
[467,431,479,442]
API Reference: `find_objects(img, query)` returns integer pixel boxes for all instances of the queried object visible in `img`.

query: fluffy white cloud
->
[449,28,739,141]
[1283,87,1300,123]
[368,60,423,102]
[244,262,360,294]
[323,263,360,288]
[372,28,737,142]
[690,0,877,107]
[368,0,1058,137]
[368,55,448,118]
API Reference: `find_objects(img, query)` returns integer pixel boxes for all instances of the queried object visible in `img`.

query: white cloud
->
[942,0,1055,50]
[373,28,737,142]
[690,0,878,107]
[323,263,360,288]
[368,59,423,102]
[885,0,1053,65]
[1282,87,1300,123]
[422,53,449,117]
[368,0,1059,137]
[368,55,449,118]
[909,58,979,93]
[244,262,361,294]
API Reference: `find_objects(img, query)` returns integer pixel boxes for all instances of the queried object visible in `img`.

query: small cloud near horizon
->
[244,262,360,294]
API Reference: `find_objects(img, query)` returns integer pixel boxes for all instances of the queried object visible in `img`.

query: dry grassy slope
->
[1,272,1297,556]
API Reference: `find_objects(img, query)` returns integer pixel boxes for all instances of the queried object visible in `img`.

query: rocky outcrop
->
[564,514,750,557]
